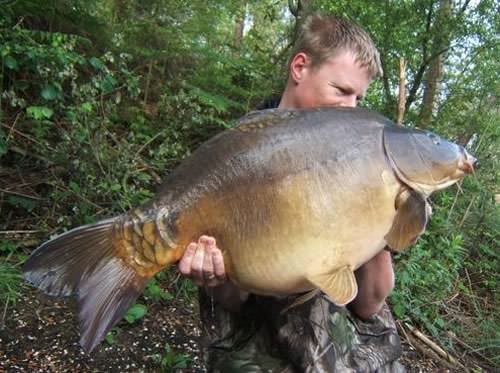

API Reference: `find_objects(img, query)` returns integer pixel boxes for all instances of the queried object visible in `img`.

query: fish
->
[23,107,477,352]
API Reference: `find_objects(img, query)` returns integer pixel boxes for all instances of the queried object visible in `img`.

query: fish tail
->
[23,218,150,353]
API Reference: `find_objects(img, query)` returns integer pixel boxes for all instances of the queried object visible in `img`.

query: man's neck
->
[277,81,297,109]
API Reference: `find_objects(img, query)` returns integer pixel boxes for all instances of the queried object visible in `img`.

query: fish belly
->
[174,163,400,297]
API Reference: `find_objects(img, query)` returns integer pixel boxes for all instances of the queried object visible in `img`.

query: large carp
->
[23,107,476,352]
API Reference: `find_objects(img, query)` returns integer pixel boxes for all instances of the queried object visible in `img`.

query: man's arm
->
[178,236,249,311]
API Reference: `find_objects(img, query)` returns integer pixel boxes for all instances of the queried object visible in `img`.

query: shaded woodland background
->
[0,0,498,371]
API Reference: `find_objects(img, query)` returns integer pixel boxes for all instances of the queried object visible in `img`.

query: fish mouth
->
[458,151,478,175]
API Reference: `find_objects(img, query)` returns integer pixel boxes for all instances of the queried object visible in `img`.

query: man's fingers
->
[199,235,216,247]
[202,238,215,282]
[179,235,226,287]
[178,242,197,276]
[212,249,226,282]
[190,242,206,284]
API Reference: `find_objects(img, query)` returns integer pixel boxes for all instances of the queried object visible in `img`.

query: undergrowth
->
[391,107,500,369]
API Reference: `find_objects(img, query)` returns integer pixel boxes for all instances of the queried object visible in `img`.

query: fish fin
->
[23,219,150,352]
[78,257,148,352]
[385,189,430,252]
[281,289,320,314]
[307,266,358,306]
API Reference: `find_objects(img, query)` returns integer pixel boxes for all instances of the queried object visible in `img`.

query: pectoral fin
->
[385,189,431,252]
[307,266,357,306]
[281,289,320,314]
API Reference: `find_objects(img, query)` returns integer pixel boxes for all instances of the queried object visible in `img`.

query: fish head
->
[384,126,477,196]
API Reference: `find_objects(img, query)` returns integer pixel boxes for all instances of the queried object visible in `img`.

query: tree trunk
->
[397,57,407,126]
[233,1,246,52]
[418,0,452,128]
[381,0,396,118]
[289,0,313,41]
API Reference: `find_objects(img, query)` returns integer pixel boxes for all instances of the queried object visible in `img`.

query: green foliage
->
[5,195,38,213]
[174,277,198,302]
[0,244,25,304]
[26,106,53,120]
[152,343,192,372]
[0,260,24,303]
[391,102,499,364]
[144,278,174,302]
[104,326,122,346]
[391,232,466,333]
[124,303,147,324]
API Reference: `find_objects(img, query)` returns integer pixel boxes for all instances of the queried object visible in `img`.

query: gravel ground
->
[0,286,480,373]
[0,288,205,372]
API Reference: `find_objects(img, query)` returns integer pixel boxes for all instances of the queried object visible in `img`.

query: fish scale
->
[111,208,179,276]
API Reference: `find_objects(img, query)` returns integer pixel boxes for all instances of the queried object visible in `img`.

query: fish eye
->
[426,132,441,145]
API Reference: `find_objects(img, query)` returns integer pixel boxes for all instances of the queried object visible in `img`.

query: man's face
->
[289,51,372,109]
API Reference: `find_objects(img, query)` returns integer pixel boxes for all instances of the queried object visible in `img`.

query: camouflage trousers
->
[199,290,405,373]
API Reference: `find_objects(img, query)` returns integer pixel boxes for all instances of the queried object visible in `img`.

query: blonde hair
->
[290,14,383,79]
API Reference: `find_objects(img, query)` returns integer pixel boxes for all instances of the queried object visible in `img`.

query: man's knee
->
[349,251,394,319]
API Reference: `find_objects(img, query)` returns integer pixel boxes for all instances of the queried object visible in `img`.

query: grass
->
[0,253,25,305]
[152,343,192,372]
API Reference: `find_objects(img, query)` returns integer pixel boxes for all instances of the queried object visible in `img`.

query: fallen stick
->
[0,230,42,234]
[404,322,463,368]
[405,332,454,369]
[396,320,414,349]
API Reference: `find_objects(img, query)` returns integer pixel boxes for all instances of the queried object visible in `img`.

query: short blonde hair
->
[290,14,383,79]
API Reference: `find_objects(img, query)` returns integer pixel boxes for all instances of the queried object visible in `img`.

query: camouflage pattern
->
[199,290,405,373]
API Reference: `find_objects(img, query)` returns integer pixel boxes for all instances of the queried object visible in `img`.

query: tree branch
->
[397,57,407,125]
[406,0,436,110]
[405,45,451,111]
[458,0,471,16]
[288,0,299,17]
[422,0,435,61]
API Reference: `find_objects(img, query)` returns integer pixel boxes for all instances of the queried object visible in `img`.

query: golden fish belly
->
[174,162,401,296]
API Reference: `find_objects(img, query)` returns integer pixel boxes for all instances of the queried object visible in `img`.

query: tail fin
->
[23,219,149,352]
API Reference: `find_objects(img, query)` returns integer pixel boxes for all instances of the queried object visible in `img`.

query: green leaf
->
[124,303,147,324]
[89,57,104,70]
[4,55,18,70]
[27,106,53,120]
[6,195,38,212]
[110,183,121,192]
[80,102,93,113]
[41,84,59,101]
[145,280,174,301]
[69,181,81,193]
[105,327,120,345]
[41,107,53,118]
[101,74,117,93]
[393,302,405,319]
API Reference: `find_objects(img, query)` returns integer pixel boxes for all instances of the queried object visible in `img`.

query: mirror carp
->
[23,107,477,352]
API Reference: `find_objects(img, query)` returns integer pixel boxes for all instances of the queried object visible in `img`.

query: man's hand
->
[178,235,227,287]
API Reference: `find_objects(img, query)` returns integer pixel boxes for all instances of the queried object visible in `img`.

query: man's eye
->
[334,87,347,95]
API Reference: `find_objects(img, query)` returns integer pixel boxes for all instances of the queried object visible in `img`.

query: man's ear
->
[289,52,309,84]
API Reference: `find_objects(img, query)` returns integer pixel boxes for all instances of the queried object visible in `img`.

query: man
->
[179,14,404,372]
